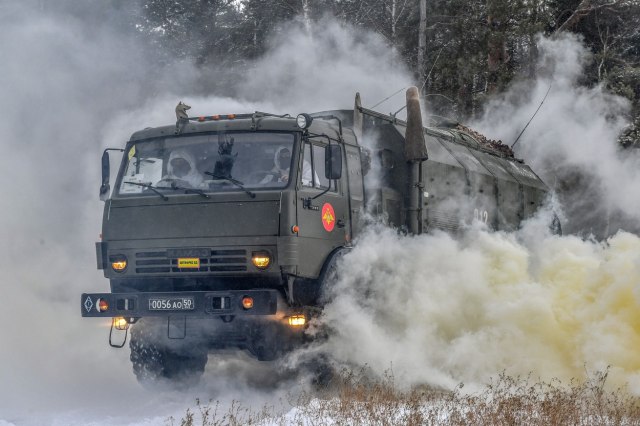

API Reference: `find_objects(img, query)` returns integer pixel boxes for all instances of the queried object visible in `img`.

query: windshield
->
[117,132,295,196]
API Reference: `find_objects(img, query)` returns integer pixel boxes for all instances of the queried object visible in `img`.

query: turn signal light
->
[251,252,271,269]
[242,296,254,310]
[288,315,306,326]
[113,317,128,330]
[98,298,109,312]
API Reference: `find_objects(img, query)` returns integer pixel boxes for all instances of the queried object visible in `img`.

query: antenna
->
[511,80,553,149]
[370,87,408,110]
[420,41,450,93]
[370,41,451,111]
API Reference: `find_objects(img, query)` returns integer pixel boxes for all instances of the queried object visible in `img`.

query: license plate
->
[148,297,195,311]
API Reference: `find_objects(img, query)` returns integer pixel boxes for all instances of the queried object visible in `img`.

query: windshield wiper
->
[205,172,256,198]
[167,182,210,198]
[124,181,168,201]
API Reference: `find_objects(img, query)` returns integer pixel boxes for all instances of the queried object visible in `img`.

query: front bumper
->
[81,289,278,318]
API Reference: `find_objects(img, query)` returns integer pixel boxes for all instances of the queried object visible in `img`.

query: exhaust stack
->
[404,87,428,161]
[404,87,428,234]
[353,92,364,143]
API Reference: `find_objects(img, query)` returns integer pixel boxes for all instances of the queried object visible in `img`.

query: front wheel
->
[129,322,207,388]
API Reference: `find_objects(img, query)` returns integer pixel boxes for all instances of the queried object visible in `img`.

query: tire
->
[550,212,563,235]
[317,247,350,305]
[129,321,207,388]
[309,353,336,389]
[288,351,336,390]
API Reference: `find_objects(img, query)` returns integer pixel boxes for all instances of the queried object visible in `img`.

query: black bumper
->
[81,289,278,318]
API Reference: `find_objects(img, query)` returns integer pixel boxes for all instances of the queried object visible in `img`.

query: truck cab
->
[83,111,363,384]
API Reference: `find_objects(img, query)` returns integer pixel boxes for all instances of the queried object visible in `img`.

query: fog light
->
[242,296,254,310]
[113,317,128,330]
[111,256,127,272]
[98,298,109,312]
[251,252,271,269]
[288,314,306,326]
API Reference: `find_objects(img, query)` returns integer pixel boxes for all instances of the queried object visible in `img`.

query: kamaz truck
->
[81,87,554,384]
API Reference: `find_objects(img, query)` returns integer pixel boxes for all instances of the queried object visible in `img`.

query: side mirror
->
[99,150,111,201]
[325,145,342,180]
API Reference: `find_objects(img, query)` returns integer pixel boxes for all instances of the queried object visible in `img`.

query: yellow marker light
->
[111,259,127,272]
[251,252,271,269]
[113,317,128,330]
[242,296,254,310]
[98,298,109,312]
[288,315,306,326]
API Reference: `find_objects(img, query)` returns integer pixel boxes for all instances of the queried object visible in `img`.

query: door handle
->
[337,219,345,228]
[301,197,319,211]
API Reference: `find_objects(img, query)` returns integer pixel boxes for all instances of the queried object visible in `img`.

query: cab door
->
[295,140,348,279]
[344,144,364,239]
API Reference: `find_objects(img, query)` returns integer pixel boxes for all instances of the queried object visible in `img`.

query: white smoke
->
[472,34,639,235]
[315,222,640,392]
[239,17,411,113]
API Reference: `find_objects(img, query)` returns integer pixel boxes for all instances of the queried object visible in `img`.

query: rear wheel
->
[550,212,563,235]
[129,321,207,388]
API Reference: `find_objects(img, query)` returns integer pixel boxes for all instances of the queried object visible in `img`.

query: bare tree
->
[418,0,427,91]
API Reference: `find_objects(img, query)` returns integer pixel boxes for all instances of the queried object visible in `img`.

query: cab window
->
[301,142,337,192]
[117,132,295,196]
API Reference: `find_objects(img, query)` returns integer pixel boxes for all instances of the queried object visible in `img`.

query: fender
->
[291,246,352,306]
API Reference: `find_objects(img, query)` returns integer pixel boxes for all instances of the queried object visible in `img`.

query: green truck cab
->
[81,88,555,384]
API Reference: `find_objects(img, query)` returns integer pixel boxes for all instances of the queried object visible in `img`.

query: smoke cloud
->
[238,17,411,113]
[315,222,640,392]
[472,34,639,236]
[0,2,186,424]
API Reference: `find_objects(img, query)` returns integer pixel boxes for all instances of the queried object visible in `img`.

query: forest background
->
[44,0,639,147]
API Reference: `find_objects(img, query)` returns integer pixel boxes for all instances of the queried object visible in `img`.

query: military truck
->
[81,87,554,384]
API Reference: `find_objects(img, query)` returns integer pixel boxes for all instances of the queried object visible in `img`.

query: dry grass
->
[168,367,640,425]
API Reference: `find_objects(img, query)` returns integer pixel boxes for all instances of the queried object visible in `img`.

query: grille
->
[134,249,247,274]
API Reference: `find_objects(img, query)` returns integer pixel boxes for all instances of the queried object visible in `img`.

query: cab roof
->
[129,113,343,143]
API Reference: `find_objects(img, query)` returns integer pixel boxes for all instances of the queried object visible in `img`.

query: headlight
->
[296,113,313,129]
[251,251,271,270]
[113,317,128,330]
[288,315,306,326]
[110,255,127,272]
